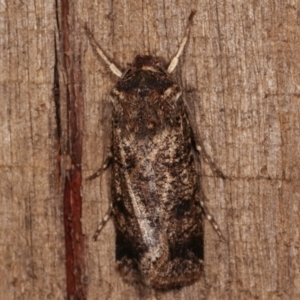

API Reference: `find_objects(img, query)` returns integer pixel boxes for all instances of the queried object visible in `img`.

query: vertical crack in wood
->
[53,33,62,182]
[57,0,87,298]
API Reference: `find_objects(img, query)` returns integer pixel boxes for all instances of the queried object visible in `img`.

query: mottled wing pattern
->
[110,58,203,289]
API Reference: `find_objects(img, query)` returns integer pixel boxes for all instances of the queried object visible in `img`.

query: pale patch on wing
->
[118,132,160,250]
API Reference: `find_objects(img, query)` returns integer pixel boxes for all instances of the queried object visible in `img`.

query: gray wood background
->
[1,0,300,299]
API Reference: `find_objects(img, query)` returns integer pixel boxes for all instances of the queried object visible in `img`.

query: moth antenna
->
[167,10,196,73]
[83,24,122,77]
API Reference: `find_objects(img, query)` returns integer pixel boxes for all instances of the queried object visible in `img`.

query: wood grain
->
[1,0,300,299]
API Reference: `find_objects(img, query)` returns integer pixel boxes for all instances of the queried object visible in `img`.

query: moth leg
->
[167,10,196,73]
[92,203,113,241]
[195,142,226,179]
[194,141,226,240]
[190,134,226,240]
[197,190,225,241]
[86,154,113,241]
[86,153,113,241]
[86,154,113,180]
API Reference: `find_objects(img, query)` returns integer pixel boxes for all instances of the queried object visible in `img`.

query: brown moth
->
[85,10,224,290]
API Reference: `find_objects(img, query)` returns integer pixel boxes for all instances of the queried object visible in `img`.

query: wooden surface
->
[1,0,300,299]
[0,0,66,299]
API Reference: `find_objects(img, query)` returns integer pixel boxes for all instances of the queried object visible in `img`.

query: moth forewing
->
[86,10,225,290]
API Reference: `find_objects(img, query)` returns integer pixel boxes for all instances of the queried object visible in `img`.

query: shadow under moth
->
[85,10,225,290]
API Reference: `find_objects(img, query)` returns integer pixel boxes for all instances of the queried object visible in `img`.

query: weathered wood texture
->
[1,0,300,299]
[0,1,66,299]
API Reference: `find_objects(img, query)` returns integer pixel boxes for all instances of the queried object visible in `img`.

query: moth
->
[85,11,225,290]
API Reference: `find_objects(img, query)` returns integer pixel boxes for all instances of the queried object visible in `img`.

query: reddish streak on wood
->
[60,0,86,299]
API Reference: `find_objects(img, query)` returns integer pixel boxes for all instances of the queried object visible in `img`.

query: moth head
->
[123,55,167,77]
